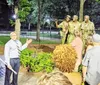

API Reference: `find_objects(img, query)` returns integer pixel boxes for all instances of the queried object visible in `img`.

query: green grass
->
[0,36,60,46]
[31,39,60,44]
[0,36,10,45]
[27,32,60,38]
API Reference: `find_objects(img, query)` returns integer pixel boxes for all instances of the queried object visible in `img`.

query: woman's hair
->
[86,36,93,45]
[53,44,77,72]
[37,72,72,85]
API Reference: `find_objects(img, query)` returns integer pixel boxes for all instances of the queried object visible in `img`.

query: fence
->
[0,31,60,41]
[0,30,100,40]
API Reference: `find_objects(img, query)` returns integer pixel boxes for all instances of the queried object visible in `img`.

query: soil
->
[0,44,59,55]
[0,46,4,55]
[28,44,59,53]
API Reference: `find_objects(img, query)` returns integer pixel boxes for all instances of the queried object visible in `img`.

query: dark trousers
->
[5,58,20,85]
[85,81,90,85]
[65,32,69,43]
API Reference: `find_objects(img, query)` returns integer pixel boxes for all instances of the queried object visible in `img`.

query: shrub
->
[20,49,54,73]
[78,64,82,73]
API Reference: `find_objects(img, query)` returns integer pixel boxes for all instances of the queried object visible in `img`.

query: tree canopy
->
[6,0,100,27]
[7,0,31,22]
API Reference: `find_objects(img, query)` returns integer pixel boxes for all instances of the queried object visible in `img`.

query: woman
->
[71,30,83,72]
[86,36,93,51]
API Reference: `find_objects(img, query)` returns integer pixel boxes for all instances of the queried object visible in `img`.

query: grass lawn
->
[27,32,60,38]
[0,36,60,46]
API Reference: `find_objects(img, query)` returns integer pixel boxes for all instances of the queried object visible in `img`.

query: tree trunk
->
[28,23,31,30]
[79,0,85,22]
[15,7,21,40]
[36,0,41,41]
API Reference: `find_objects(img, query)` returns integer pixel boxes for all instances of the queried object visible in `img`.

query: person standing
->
[55,15,71,44]
[4,32,32,85]
[85,36,93,51]
[67,15,81,44]
[81,15,95,52]
[82,34,100,85]
[71,30,83,72]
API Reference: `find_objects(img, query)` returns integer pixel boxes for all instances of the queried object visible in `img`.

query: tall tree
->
[7,0,31,39]
[36,0,41,41]
[79,0,86,22]
[30,0,52,40]
[17,0,31,39]
[15,7,20,40]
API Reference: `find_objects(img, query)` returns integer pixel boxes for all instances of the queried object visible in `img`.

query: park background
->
[0,0,100,85]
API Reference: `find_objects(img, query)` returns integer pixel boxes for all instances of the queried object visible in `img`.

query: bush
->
[78,64,82,73]
[20,49,54,73]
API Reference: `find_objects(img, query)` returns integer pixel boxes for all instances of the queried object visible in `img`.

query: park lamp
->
[46,18,50,25]
[12,14,17,19]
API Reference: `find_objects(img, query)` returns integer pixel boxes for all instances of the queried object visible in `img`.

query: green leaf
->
[9,19,15,26]
[20,48,54,73]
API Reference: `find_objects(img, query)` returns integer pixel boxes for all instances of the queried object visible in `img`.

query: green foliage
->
[78,64,82,74]
[6,0,100,30]
[20,49,54,73]
[9,19,15,26]
[29,0,53,24]
[18,0,32,22]
[0,36,10,45]
[96,0,100,2]
[20,49,33,67]
[0,41,4,46]
[6,0,14,6]
[7,0,31,22]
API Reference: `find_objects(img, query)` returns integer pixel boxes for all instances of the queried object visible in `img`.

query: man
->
[81,15,95,51]
[71,30,83,72]
[82,34,100,85]
[67,15,81,43]
[4,32,32,85]
[55,15,71,44]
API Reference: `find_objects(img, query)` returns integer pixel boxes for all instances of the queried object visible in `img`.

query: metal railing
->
[0,31,60,41]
